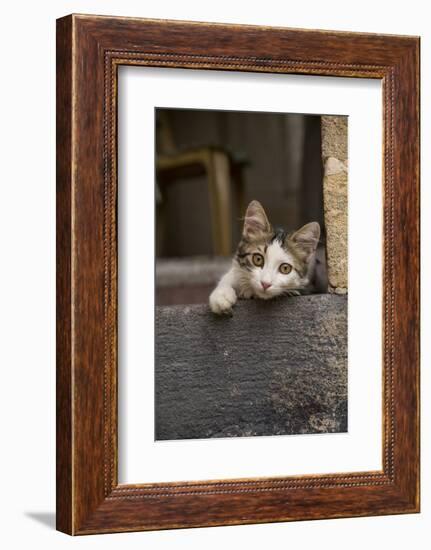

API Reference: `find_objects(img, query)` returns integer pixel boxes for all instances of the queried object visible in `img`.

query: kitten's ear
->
[290,222,320,261]
[242,201,271,240]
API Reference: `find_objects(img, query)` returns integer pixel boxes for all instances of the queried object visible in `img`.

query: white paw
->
[238,288,254,299]
[209,286,237,315]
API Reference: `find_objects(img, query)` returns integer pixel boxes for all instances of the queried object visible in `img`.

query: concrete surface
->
[155,294,347,440]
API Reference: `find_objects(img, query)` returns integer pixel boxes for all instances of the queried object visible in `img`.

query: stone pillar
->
[321,116,348,294]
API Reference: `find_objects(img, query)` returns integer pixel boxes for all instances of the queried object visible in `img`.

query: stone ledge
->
[156,256,231,287]
[155,294,347,440]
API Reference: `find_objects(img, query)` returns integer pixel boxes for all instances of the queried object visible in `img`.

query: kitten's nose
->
[261,281,272,291]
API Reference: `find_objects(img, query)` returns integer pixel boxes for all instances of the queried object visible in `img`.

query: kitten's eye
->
[252,253,264,267]
[279,263,292,274]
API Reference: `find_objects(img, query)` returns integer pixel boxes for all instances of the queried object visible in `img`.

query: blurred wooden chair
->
[156,111,247,256]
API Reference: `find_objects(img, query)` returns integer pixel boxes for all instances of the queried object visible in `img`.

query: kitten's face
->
[235,201,320,300]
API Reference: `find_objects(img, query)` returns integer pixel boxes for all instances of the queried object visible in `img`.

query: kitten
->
[209,200,323,315]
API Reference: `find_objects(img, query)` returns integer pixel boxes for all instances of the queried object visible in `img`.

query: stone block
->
[155,295,347,440]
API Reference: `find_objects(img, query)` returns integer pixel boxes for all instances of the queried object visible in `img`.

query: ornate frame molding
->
[57,14,419,534]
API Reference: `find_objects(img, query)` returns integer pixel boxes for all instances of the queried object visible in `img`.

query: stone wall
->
[321,116,348,293]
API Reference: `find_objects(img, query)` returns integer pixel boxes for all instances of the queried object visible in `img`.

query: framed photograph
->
[56,14,420,535]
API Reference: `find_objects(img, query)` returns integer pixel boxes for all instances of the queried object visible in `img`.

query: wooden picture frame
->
[56,14,420,535]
